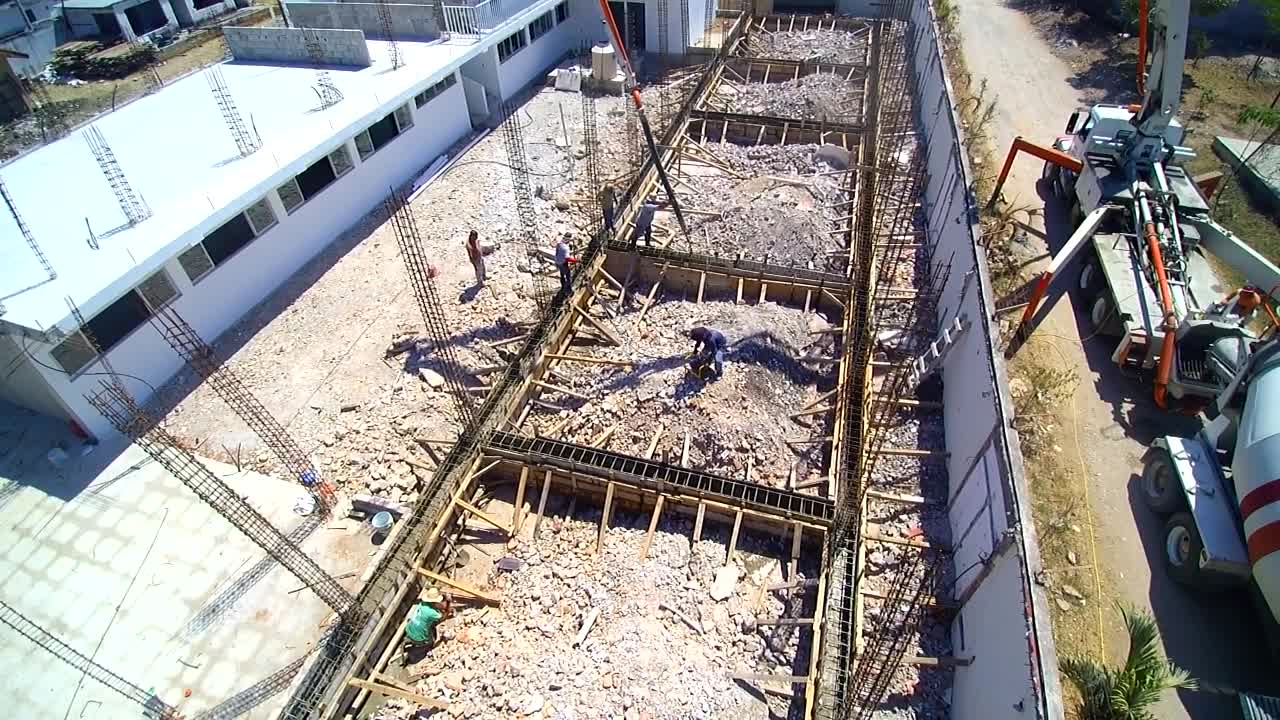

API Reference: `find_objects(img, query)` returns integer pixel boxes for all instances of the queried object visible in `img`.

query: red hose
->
[1145,220,1178,409]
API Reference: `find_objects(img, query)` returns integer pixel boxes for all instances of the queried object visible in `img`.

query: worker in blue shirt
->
[689,326,727,379]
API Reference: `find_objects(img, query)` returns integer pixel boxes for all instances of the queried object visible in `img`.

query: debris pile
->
[532,301,837,488]
[722,74,863,122]
[755,29,869,65]
[386,500,818,720]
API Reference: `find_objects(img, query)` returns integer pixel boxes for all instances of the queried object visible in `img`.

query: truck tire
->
[1089,294,1115,336]
[1142,449,1182,515]
[1164,512,1205,587]
[1078,258,1103,296]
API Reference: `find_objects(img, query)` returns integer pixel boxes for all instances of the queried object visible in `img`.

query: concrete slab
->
[1214,135,1280,208]
[0,403,370,720]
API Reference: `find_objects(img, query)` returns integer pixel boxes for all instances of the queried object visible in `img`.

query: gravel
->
[755,29,869,65]
[722,74,863,122]
[531,300,837,488]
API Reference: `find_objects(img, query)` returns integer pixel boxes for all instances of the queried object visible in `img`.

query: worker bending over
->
[689,326,728,379]
[633,197,668,247]
[554,234,578,297]
[405,586,450,654]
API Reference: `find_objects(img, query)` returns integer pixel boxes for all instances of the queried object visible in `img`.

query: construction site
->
[0,0,1056,718]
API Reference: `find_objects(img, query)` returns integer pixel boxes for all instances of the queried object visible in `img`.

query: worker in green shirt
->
[405,586,449,649]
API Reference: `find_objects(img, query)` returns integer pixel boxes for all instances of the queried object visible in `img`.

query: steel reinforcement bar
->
[605,238,854,288]
[485,432,834,526]
[280,17,752,720]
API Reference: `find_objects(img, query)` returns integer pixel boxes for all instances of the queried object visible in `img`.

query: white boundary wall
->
[906,0,1065,717]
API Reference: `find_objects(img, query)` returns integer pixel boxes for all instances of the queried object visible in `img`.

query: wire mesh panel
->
[84,124,151,226]
[0,177,55,281]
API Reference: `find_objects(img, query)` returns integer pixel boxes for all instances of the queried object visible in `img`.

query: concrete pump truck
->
[986,0,1280,683]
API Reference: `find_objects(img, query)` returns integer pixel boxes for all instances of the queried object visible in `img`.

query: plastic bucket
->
[370,511,393,543]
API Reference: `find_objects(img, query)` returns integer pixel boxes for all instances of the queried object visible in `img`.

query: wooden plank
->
[545,353,633,367]
[860,587,958,610]
[454,498,510,534]
[513,467,529,534]
[693,501,706,544]
[347,678,451,711]
[904,655,974,668]
[862,527,941,550]
[792,475,828,490]
[597,482,615,553]
[681,432,691,467]
[417,569,501,605]
[877,447,949,458]
[531,469,552,537]
[728,672,809,684]
[804,288,812,313]
[754,617,815,626]
[533,379,591,402]
[790,405,833,420]
[789,521,802,581]
[726,509,743,565]
[590,426,615,449]
[639,495,665,559]
[866,489,926,504]
[758,282,767,304]
[572,304,622,345]
[644,425,664,460]
[736,276,744,304]
[697,271,706,303]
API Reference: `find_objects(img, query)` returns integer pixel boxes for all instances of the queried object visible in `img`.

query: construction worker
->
[465,230,485,287]
[405,586,450,650]
[554,234,578,297]
[633,197,666,247]
[689,326,727,379]
[600,184,617,234]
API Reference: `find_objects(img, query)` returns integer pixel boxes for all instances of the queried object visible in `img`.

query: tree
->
[1060,605,1196,720]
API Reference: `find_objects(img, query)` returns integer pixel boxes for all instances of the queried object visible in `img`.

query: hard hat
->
[419,586,444,604]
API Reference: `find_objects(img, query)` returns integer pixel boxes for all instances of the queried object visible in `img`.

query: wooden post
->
[513,467,529,534]
[531,469,553,537]
[726,509,743,565]
[644,425,664,459]
[597,482,616,553]
[693,501,706,544]
[640,495,665,559]
[790,521,803,581]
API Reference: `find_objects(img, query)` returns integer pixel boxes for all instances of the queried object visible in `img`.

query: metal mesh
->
[500,99,553,310]
[0,600,181,719]
[149,305,335,511]
[207,67,261,158]
[1,176,55,281]
[84,124,151,225]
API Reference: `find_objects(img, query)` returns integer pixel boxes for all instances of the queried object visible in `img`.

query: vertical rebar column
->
[384,188,476,428]
[580,91,602,234]
[1,176,55,281]
[85,380,356,617]
[208,67,261,158]
[84,125,151,226]
[0,601,181,719]
[499,100,552,310]
[375,0,403,70]
[303,28,344,110]
[149,305,335,511]
[845,553,939,719]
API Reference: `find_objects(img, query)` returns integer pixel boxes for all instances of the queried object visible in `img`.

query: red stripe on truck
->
[1240,478,1280,522]
[1248,520,1280,565]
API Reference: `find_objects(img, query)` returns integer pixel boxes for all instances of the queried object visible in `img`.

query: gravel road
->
[956,2,1276,717]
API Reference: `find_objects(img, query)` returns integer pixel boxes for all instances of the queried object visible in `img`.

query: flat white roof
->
[0,38,474,337]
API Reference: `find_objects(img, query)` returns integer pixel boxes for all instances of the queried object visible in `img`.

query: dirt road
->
[955,2,1276,717]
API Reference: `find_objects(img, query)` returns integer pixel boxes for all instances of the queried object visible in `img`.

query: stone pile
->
[723,74,863,122]
[382,503,819,720]
[756,29,869,65]
[533,301,837,488]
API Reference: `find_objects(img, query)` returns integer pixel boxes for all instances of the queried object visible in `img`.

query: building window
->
[136,269,178,311]
[497,29,526,62]
[295,156,338,200]
[178,244,215,284]
[277,178,304,213]
[50,331,96,376]
[555,1,568,24]
[329,145,354,178]
[244,197,276,235]
[529,10,553,40]
[393,104,414,133]
[355,108,410,160]
[415,74,457,108]
[202,213,257,265]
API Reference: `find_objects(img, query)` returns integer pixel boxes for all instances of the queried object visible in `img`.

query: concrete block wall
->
[224,25,372,67]
[905,0,1065,717]
[285,2,440,40]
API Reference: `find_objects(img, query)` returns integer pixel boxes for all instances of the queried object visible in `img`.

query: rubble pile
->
[756,29,869,65]
[722,74,863,122]
[533,301,837,487]
[387,501,819,720]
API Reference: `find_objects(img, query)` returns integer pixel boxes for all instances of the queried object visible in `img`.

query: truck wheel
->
[1078,259,1102,295]
[1164,512,1205,587]
[1142,449,1182,515]
[1089,295,1115,335]
[1042,162,1061,197]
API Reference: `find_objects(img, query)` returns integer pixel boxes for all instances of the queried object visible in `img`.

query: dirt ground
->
[955,1,1280,717]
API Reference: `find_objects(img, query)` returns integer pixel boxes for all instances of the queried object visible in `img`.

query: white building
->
[0,0,709,440]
